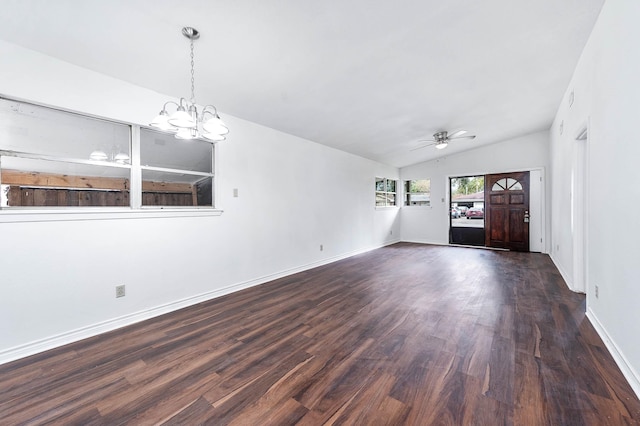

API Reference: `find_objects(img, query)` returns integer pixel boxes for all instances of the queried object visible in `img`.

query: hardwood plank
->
[0,243,639,424]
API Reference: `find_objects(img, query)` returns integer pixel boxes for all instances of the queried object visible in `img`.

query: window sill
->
[375,206,400,210]
[0,208,223,223]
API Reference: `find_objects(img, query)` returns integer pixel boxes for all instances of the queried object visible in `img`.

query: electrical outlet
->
[320,244,323,251]
[595,285,599,299]
[390,230,393,235]
[116,285,126,298]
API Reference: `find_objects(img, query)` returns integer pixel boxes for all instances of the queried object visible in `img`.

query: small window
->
[404,179,431,206]
[375,177,397,207]
[140,129,214,207]
[491,177,523,191]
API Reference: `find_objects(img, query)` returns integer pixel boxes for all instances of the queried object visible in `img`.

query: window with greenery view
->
[404,179,431,206]
[451,176,484,196]
[375,177,397,207]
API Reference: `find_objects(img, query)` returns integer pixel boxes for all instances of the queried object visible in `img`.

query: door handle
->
[524,210,530,223]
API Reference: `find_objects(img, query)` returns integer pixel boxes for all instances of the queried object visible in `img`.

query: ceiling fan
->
[411,130,476,151]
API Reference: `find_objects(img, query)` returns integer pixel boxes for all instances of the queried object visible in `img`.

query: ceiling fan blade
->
[448,130,467,138]
[450,135,476,140]
[410,141,436,151]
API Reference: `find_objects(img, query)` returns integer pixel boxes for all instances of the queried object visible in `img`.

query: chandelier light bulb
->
[202,132,226,142]
[89,150,108,161]
[114,152,130,164]
[175,127,197,140]
[202,116,229,135]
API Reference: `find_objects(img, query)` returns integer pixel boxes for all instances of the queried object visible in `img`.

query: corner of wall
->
[549,253,578,293]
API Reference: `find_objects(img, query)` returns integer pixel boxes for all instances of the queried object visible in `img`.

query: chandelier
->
[150,27,228,141]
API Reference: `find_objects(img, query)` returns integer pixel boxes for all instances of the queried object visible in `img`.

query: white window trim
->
[402,179,431,208]
[0,207,223,223]
[375,177,398,209]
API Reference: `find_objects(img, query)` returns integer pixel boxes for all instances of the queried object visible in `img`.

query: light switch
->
[233,188,239,198]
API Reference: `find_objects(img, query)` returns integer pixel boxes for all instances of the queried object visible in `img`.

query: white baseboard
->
[401,239,507,251]
[0,240,399,366]
[400,238,448,246]
[586,308,640,399]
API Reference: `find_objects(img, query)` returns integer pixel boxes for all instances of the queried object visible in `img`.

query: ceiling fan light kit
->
[150,27,229,142]
[412,130,476,151]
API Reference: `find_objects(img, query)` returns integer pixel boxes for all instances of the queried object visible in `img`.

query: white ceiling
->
[0,0,604,167]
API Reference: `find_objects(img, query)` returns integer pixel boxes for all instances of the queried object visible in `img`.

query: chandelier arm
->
[201,105,219,118]
[162,100,181,111]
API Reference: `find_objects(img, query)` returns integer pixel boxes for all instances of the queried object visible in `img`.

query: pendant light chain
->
[190,37,196,106]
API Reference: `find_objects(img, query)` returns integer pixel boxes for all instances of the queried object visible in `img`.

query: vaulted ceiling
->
[0,0,604,167]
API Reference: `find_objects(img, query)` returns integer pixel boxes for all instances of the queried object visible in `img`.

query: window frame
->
[0,96,222,222]
[403,179,431,207]
[375,177,398,208]
[138,127,216,209]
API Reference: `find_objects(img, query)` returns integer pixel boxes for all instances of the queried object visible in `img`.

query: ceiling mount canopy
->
[411,130,476,151]
[150,26,228,141]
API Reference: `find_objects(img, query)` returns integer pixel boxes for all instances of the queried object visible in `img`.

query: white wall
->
[400,131,550,247]
[0,40,400,363]
[550,0,640,396]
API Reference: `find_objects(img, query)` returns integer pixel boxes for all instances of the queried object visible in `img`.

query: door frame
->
[572,122,589,294]
[445,167,547,253]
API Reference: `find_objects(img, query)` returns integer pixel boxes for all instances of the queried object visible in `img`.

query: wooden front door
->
[485,171,530,251]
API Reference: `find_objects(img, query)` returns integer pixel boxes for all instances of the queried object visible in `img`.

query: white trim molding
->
[0,239,400,365]
[587,308,640,399]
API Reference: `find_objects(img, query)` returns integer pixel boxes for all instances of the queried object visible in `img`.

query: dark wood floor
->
[2,243,639,425]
